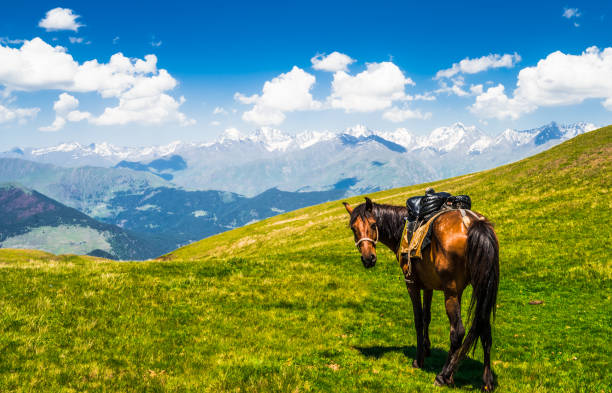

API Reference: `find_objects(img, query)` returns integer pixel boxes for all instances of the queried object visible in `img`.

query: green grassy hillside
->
[0,126,610,392]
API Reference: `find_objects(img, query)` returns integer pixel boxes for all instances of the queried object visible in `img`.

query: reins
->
[355,225,378,249]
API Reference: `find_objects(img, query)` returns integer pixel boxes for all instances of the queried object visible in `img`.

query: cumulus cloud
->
[469,84,535,120]
[40,93,91,131]
[53,92,79,113]
[39,8,83,32]
[69,37,84,44]
[0,37,193,127]
[436,53,521,79]
[470,46,612,119]
[311,51,356,72]
[382,106,432,122]
[328,61,414,112]
[235,66,321,125]
[0,104,39,124]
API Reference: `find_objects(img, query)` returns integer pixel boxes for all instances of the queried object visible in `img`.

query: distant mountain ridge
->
[0,184,167,260]
[2,122,596,198]
[3,121,595,169]
[0,165,348,257]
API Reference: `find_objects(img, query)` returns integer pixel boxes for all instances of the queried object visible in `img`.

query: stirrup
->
[401,252,415,284]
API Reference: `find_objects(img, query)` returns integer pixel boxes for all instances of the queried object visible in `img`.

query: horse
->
[343,197,499,391]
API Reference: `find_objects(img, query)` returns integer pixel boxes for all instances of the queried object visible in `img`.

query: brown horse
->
[343,197,499,391]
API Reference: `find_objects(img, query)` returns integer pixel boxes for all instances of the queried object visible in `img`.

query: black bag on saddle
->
[406,188,472,222]
[447,194,471,210]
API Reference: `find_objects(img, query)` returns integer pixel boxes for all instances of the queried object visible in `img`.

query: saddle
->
[398,188,472,283]
[406,188,471,222]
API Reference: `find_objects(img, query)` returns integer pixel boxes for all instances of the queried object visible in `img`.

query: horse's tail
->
[453,218,499,366]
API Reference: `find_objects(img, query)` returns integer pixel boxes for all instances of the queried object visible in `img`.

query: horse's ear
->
[342,202,353,214]
[365,197,373,212]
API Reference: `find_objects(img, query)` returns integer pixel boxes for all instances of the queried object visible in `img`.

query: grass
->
[0,126,611,392]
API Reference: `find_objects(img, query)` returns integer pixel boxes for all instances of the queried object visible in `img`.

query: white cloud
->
[40,93,91,131]
[53,92,79,113]
[0,38,193,127]
[0,104,39,124]
[469,84,483,95]
[515,46,612,107]
[39,8,83,32]
[436,53,521,79]
[66,110,91,122]
[69,37,84,44]
[210,120,221,126]
[39,116,66,131]
[235,66,321,126]
[0,37,25,45]
[311,51,356,72]
[435,77,486,97]
[151,40,162,47]
[411,93,436,101]
[469,84,535,120]
[91,70,194,126]
[563,8,581,19]
[471,46,612,119]
[382,106,432,122]
[435,77,470,97]
[328,61,414,112]
[213,106,228,115]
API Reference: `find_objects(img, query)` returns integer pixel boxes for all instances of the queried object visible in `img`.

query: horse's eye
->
[371,223,376,230]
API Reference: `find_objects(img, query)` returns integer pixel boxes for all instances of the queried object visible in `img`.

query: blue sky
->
[1,1,611,149]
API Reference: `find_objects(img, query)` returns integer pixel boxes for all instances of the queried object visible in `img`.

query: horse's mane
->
[350,202,408,249]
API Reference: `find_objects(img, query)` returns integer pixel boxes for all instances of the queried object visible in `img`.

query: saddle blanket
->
[396,210,448,261]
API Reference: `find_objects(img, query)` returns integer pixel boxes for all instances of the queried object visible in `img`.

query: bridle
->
[355,225,379,249]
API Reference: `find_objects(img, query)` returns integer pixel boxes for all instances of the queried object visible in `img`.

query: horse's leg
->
[481,321,495,391]
[406,284,425,368]
[422,289,433,357]
[434,291,465,386]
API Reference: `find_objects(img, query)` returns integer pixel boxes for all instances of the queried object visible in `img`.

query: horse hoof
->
[482,383,495,392]
[434,373,453,387]
[412,359,423,369]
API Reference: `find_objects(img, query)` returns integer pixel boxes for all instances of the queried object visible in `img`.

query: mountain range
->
[2,121,596,197]
[0,121,597,258]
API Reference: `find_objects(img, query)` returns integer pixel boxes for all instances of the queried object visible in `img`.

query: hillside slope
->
[0,126,610,392]
[167,125,611,263]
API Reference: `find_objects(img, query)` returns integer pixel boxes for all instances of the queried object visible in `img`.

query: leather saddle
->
[401,189,472,265]
[406,188,471,222]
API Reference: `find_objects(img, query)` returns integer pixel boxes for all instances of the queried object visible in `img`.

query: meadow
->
[0,126,610,392]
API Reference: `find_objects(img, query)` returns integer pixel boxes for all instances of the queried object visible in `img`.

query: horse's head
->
[343,197,378,268]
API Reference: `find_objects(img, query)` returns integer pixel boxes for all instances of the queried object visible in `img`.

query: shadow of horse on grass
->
[354,345,491,388]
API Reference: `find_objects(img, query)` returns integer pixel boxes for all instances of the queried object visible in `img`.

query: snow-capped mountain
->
[494,122,595,147]
[8,140,187,167]
[1,121,597,196]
